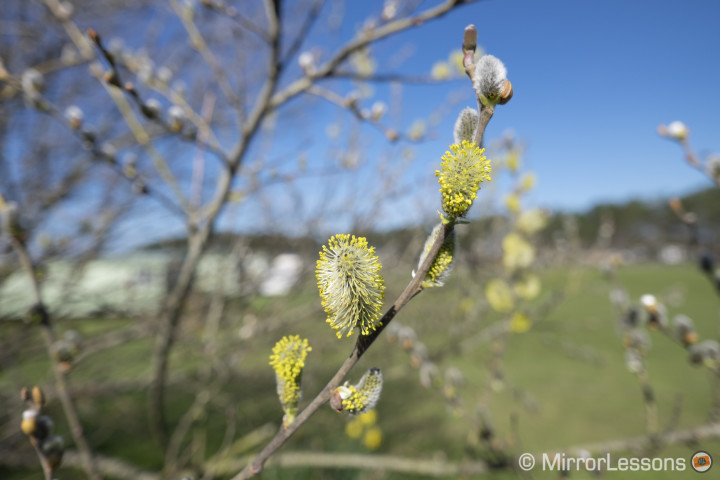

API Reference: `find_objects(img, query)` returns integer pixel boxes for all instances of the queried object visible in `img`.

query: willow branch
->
[268,0,482,109]
[169,0,243,120]
[0,193,101,480]
[280,0,325,65]
[214,451,488,477]
[551,422,720,457]
[233,221,455,479]
[148,0,283,447]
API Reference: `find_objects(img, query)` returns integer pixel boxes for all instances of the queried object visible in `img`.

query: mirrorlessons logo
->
[691,451,712,473]
[518,451,715,473]
[542,453,685,472]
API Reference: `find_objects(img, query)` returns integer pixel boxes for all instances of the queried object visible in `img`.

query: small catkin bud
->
[32,386,45,409]
[673,314,697,346]
[397,325,416,350]
[33,415,54,441]
[453,107,479,144]
[52,341,74,370]
[64,330,83,354]
[331,368,383,415]
[413,224,456,288]
[622,329,651,353]
[462,25,477,54]
[640,294,667,330]
[269,335,311,427]
[156,66,172,84]
[298,51,315,74]
[410,342,428,368]
[443,367,463,399]
[316,235,385,338]
[21,409,38,436]
[21,69,45,98]
[64,105,84,129]
[57,1,74,20]
[472,55,507,105]
[100,142,117,162]
[168,105,185,132]
[42,435,64,470]
[625,349,644,373]
[419,362,439,388]
[370,101,386,121]
[689,340,720,366]
[620,307,639,329]
[141,98,162,119]
[666,121,688,141]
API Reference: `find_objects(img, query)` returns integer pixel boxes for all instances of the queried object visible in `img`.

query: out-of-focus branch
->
[201,0,271,43]
[332,70,456,84]
[553,422,720,457]
[280,0,325,65]
[147,0,284,449]
[212,451,488,477]
[170,0,244,122]
[268,0,482,108]
[307,85,404,142]
[0,449,158,480]
[0,193,101,480]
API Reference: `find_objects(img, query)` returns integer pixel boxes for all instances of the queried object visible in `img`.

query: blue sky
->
[13,0,719,249]
[332,0,720,213]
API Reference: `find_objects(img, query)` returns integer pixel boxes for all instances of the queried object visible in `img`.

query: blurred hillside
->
[144,185,720,262]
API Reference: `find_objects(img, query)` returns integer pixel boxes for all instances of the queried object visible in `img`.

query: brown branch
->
[268,0,482,108]
[0,449,158,480]
[1,194,101,480]
[233,226,454,479]
[148,0,285,449]
[331,70,459,84]
[280,0,325,66]
[170,0,244,119]
[211,451,488,477]
[550,422,720,457]
[307,85,405,142]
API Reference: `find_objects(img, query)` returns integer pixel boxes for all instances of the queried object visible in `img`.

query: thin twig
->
[1,191,102,480]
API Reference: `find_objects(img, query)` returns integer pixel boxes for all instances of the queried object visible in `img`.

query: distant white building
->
[0,250,304,319]
[259,253,303,296]
[658,244,687,265]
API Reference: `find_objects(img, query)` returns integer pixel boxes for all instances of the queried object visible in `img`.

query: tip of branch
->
[87,28,100,43]
[463,24,477,53]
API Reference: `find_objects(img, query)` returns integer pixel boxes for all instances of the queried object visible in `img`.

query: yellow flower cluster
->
[332,367,383,415]
[269,335,311,426]
[316,234,385,338]
[345,410,382,450]
[435,140,491,221]
[485,278,514,313]
[516,208,548,235]
[416,224,456,288]
[502,233,535,271]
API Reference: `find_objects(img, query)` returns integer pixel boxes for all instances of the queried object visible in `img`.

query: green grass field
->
[2,262,719,479]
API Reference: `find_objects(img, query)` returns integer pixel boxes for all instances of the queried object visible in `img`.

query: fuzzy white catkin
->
[472,55,507,100]
[667,121,688,140]
[453,107,479,144]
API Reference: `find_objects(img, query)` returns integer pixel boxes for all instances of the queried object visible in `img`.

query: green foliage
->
[2,262,718,479]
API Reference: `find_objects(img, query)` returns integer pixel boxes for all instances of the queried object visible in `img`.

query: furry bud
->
[331,368,383,415]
